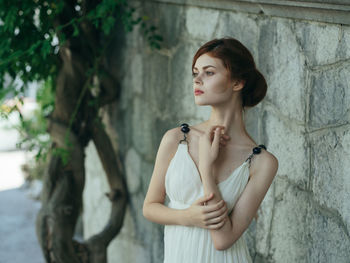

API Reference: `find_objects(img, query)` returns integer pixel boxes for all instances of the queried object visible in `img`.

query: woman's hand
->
[198,125,229,170]
[185,193,228,230]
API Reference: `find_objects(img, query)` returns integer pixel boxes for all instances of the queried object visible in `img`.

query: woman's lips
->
[194,89,204,96]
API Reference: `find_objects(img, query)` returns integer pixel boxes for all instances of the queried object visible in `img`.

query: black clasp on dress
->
[179,123,190,144]
[245,144,267,168]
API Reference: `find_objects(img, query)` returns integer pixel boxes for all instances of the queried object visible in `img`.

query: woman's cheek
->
[208,78,230,94]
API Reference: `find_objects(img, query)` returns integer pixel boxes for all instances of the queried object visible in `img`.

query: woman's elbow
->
[214,242,228,251]
[142,202,150,220]
[213,239,235,251]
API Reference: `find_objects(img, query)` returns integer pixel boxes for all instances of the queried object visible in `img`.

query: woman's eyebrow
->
[193,65,216,70]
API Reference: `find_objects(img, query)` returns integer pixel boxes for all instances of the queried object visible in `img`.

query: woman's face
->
[192,53,234,106]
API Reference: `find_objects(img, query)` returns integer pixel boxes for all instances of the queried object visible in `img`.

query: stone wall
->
[83,1,350,262]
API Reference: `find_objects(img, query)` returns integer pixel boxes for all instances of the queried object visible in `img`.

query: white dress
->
[164,142,255,263]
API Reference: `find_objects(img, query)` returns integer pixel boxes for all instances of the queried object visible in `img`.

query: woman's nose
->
[194,74,202,85]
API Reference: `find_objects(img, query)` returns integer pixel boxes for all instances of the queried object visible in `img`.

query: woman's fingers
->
[208,125,224,138]
[219,137,227,147]
[205,210,228,225]
[209,126,230,147]
[207,219,226,230]
[205,204,227,220]
[208,125,224,135]
[203,199,225,213]
[194,193,214,205]
[222,134,230,139]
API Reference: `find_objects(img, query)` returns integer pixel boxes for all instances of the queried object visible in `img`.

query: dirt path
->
[0,151,45,263]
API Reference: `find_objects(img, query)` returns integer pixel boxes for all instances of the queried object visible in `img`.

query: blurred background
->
[0,0,349,263]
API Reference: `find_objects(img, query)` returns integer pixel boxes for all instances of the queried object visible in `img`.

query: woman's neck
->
[204,101,248,145]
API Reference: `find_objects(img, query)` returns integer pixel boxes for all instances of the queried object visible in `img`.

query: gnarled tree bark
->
[35,0,127,262]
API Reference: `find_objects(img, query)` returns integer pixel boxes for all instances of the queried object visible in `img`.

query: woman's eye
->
[192,71,214,77]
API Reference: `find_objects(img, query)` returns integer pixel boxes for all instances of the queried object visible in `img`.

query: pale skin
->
[143,53,279,250]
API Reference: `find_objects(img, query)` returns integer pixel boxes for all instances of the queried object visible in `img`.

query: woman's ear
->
[232,79,245,91]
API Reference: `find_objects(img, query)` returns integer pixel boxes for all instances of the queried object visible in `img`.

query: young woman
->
[143,38,279,263]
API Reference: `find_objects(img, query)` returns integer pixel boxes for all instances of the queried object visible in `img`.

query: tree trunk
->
[35,2,127,261]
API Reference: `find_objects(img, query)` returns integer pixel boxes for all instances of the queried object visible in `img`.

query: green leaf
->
[72,23,79,37]
[102,16,115,35]
[41,40,52,59]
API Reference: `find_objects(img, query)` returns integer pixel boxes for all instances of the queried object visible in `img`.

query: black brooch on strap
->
[245,144,267,168]
[179,123,190,144]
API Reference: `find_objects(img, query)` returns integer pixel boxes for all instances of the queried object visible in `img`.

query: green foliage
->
[0,0,163,167]
[0,0,162,101]
[15,78,55,163]
[0,1,62,90]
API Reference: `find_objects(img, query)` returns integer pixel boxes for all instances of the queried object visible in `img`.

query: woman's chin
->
[194,98,212,106]
[194,100,208,106]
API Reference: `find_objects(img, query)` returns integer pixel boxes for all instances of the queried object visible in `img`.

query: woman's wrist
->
[182,208,192,227]
[199,163,213,176]
[199,159,213,170]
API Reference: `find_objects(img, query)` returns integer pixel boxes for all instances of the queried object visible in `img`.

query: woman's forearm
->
[143,202,189,226]
[200,165,235,250]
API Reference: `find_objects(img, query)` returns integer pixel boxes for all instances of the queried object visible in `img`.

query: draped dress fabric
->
[164,142,254,263]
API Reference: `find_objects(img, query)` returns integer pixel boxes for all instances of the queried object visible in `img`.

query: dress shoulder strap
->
[179,123,190,144]
[245,144,267,168]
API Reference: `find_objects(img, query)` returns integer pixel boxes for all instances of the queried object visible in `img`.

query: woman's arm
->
[222,154,278,249]
[143,128,227,228]
[201,152,278,250]
[143,128,185,225]
[200,166,232,241]
[198,126,278,250]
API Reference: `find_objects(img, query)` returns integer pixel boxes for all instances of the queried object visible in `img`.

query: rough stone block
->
[310,127,350,231]
[309,64,350,128]
[214,11,259,59]
[131,97,157,160]
[142,52,169,115]
[131,99,173,161]
[120,52,143,110]
[295,22,347,66]
[143,2,186,48]
[262,108,309,189]
[245,218,257,259]
[255,178,275,258]
[169,42,203,119]
[83,141,111,238]
[125,148,142,194]
[269,177,310,263]
[185,7,220,40]
[258,18,307,122]
[123,22,144,51]
[343,26,350,58]
[307,205,350,263]
[130,50,171,160]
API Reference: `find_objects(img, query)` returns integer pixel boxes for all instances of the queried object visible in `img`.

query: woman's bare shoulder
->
[161,127,183,145]
[250,148,279,178]
[155,127,183,164]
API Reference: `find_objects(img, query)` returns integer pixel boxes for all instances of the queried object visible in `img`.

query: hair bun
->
[242,68,267,108]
